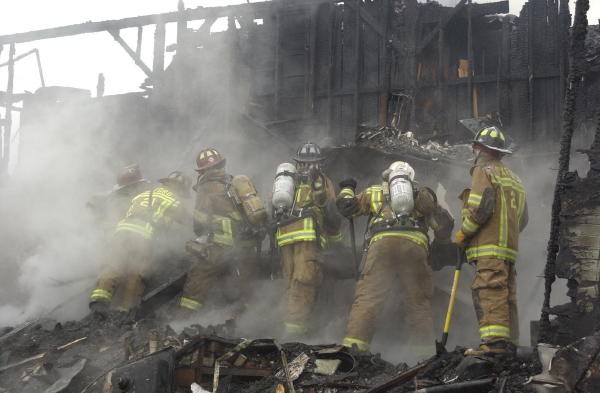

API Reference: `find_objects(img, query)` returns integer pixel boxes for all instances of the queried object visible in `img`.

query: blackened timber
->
[0,3,271,45]
[327,2,335,136]
[1,44,15,176]
[345,0,384,37]
[417,0,466,54]
[136,26,143,57]
[153,21,166,75]
[353,0,362,134]
[0,48,45,88]
[109,30,153,77]
[379,0,391,127]
[274,5,281,117]
[540,0,590,343]
[527,2,534,139]
[467,0,474,116]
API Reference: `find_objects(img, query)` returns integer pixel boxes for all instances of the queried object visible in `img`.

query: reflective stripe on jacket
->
[275,175,342,248]
[337,183,435,250]
[193,170,255,248]
[115,186,183,239]
[461,155,528,263]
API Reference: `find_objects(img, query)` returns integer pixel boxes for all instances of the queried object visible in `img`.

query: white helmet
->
[388,161,415,181]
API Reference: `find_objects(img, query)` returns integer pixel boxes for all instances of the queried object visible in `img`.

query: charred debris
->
[1,0,600,392]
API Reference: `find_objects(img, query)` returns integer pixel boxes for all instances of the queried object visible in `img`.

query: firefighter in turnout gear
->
[89,171,191,313]
[456,126,528,356]
[336,161,454,355]
[273,142,342,337]
[179,148,267,314]
[87,164,151,235]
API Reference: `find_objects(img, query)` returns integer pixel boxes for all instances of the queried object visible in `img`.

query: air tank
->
[389,169,414,216]
[272,163,297,213]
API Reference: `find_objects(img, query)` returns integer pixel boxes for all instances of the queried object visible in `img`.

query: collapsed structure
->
[1,0,600,392]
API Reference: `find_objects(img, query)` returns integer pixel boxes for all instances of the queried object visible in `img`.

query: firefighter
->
[273,142,342,337]
[89,171,191,314]
[87,164,150,234]
[179,148,267,314]
[455,126,528,356]
[336,161,454,355]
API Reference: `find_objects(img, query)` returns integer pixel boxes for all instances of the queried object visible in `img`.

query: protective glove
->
[454,229,467,247]
[339,178,358,191]
[336,197,358,217]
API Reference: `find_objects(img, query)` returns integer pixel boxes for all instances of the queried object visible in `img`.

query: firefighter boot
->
[464,340,516,357]
[89,300,110,317]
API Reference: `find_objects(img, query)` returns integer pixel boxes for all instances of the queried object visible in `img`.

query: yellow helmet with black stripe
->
[473,126,512,154]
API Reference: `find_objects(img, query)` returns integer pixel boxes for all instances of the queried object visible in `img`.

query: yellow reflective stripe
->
[276,217,317,245]
[370,187,383,213]
[489,175,525,194]
[492,174,509,247]
[517,189,526,223]
[342,337,370,351]
[462,216,480,234]
[467,193,482,207]
[327,233,343,243]
[479,325,511,339]
[466,245,517,262]
[295,184,312,205]
[115,220,153,238]
[179,297,203,311]
[91,289,112,301]
[340,188,355,198]
[284,322,308,335]
[370,230,429,249]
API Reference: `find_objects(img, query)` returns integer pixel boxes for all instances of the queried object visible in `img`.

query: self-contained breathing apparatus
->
[271,162,325,237]
[365,162,427,243]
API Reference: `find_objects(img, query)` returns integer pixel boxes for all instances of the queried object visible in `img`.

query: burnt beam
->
[108,30,153,77]
[417,0,467,54]
[0,2,271,45]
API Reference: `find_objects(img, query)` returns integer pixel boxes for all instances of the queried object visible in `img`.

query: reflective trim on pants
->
[284,322,308,335]
[179,296,203,311]
[479,324,511,340]
[90,288,112,302]
[342,337,370,351]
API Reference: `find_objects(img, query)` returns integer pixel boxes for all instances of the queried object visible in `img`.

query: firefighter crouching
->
[89,171,191,313]
[336,161,454,355]
[455,126,528,356]
[87,163,151,236]
[272,142,342,337]
[179,148,267,314]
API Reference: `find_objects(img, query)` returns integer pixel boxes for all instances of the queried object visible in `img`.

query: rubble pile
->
[0,312,552,393]
[355,127,473,164]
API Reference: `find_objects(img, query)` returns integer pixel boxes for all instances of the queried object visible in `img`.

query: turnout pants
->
[344,237,434,352]
[471,258,518,343]
[280,241,324,335]
[91,231,151,311]
[180,245,256,312]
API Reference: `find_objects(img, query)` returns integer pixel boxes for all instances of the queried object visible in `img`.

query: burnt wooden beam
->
[108,30,153,77]
[353,0,362,134]
[344,0,384,37]
[327,3,335,136]
[1,43,15,176]
[135,26,143,56]
[0,2,271,45]
[379,0,391,127]
[467,0,475,117]
[153,21,166,75]
[417,0,467,54]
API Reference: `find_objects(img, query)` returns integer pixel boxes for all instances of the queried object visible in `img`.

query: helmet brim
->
[473,142,513,155]
[195,158,226,172]
[293,156,326,163]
